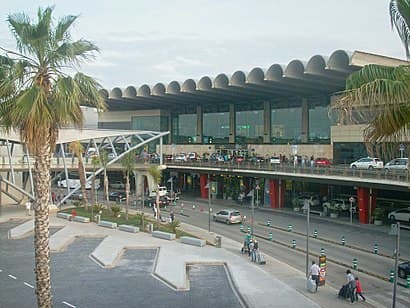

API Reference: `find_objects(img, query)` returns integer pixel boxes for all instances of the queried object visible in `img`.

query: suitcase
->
[338,285,349,299]
[307,278,317,293]
[257,252,266,265]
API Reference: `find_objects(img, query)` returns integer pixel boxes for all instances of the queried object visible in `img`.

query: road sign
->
[400,143,405,151]
[349,196,355,203]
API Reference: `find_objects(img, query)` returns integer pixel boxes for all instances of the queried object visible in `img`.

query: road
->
[160,198,410,308]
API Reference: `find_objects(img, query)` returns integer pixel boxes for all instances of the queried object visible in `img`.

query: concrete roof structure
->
[102,50,408,111]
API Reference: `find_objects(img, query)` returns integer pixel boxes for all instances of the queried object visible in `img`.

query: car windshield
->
[231,211,241,216]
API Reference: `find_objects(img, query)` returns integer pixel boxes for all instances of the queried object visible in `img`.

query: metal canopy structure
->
[101,50,407,111]
[0,128,169,205]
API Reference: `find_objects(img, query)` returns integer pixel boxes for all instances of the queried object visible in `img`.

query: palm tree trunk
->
[104,169,109,210]
[125,175,129,220]
[34,144,52,307]
[78,157,88,210]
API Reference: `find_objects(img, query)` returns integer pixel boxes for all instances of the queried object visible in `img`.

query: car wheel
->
[389,215,395,222]
[398,269,406,279]
[213,216,216,222]
[368,166,374,170]
[226,219,230,225]
[351,165,357,169]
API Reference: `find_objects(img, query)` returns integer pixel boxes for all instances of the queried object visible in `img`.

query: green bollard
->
[240,224,244,233]
[406,276,410,288]
[353,258,358,270]
[320,248,325,256]
[247,225,251,234]
[267,220,271,227]
[288,224,293,232]
[313,229,318,238]
[292,239,296,249]
[374,243,378,254]
[269,231,273,241]
[341,235,346,246]
[389,270,395,283]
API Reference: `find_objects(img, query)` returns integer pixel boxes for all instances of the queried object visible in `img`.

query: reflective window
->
[171,113,197,144]
[309,106,332,144]
[271,107,301,144]
[236,109,264,144]
[203,112,229,144]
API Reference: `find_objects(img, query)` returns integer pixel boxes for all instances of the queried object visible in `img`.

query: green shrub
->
[110,205,121,217]
[72,200,81,207]
[93,203,104,213]
[168,219,180,233]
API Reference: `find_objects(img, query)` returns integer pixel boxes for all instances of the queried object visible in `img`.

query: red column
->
[269,180,285,208]
[279,180,285,208]
[357,187,369,224]
[200,174,208,199]
[269,180,276,208]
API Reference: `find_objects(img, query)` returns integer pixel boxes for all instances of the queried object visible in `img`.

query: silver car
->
[384,158,408,172]
[213,209,242,224]
[350,157,384,169]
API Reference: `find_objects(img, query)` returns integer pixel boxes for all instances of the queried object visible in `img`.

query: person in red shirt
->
[355,277,366,301]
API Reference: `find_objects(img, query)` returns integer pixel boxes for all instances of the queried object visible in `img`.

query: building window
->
[171,113,197,144]
[271,107,301,144]
[235,110,263,144]
[203,112,229,144]
[309,106,332,144]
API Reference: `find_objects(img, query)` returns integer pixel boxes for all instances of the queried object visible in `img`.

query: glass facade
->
[203,109,229,144]
[271,107,301,144]
[236,109,264,144]
[171,113,197,144]
[131,115,169,149]
[309,106,332,144]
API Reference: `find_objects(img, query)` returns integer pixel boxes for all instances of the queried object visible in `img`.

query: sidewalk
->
[0,203,370,307]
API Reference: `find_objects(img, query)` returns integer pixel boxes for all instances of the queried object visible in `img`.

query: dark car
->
[143,196,169,207]
[248,156,266,163]
[68,191,83,200]
[398,261,410,279]
[109,191,126,202]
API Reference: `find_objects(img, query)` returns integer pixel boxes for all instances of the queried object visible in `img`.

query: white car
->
[323,198,356,213]
[292,195,321,208]
[350,157,384,169]
[384,158,408,172]
[270,156,281,164]
[388,208,410,223]
[213,209,242,224]
[110,181,125,189]
[174,153,187,162]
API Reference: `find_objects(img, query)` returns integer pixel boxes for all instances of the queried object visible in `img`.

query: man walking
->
[25,199,32,216]
[309,261,320,292]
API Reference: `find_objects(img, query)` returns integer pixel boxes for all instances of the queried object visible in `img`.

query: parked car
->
[107,152,116,160]
[150,153,160,163]
[248,156,266,163]
[213,209,242,224]
[398,261,410,279]
[384,158,408,172]
[68,191,83,200]
[108,191,126,202]
[233,156,245,163]
[350,157,384,169]
[314,157,331,167]
[210,153,224,162]
[144,196,169,207]
[323,198,356,213]
[270,156,281,164]
[175,153,187,162]
[292,195,321,208]
[110,181,125,189]
[388,207,410,223]
[187,152,200,161]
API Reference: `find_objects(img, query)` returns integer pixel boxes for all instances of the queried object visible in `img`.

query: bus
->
[57,172,100,190]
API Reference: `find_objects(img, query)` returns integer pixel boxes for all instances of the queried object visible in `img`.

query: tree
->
[0,7,105,307]
[121,151,135,221]
[148,165,163,227]
[333,0,410,157]
[69,141,89,210]
[99,150,110,210]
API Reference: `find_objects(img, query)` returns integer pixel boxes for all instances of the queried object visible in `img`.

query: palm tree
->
[99,150,110,210]
[69,141,89,210]
[121,151,135,221]
[148,165,163,227]
[333,1,410,157]
[91,155,100,207]
[0,7,105,307]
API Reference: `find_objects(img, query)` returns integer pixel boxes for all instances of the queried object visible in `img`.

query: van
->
[149,186,168,197]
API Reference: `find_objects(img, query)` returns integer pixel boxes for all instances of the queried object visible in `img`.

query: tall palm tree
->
[99,150,110,210]
[0,7,105,307]
[69,141,89,210]
[333,1,410,157]
[148,165,162,227]
[121,151,135,221]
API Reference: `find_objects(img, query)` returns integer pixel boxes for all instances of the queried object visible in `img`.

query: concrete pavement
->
[0,204,370,307]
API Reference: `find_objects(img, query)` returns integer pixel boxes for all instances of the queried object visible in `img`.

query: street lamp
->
[206,174,211,232]
[303,199,310,278]
[389,222,401,308]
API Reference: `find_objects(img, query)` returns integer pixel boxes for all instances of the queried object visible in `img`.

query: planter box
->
[330,213,339,218]
[374,220,383,226]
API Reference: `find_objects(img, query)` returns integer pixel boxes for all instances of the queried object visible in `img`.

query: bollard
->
[269,231,273,241]
[288,224,293,232]
[374,243,378,254]
[320,248,325,256]
[353,258,358,270]
[313,229,318,238]
[406,276,410,288]
[292,239,296,249]
[240,224,244,232]
[341,235,345,246]
[192,204,196,210]
[267,220,271,227]
[247,225,251,234]
[389,270,395,283]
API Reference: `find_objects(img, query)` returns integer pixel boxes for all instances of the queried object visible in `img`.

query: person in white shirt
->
[25,200,32,216]
[309,261,320,291]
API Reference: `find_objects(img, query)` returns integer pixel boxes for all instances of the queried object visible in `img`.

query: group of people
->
[309,263,365,303]
[241,236,261,263]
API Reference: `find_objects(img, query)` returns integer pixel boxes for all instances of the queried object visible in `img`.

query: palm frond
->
[54,14,77,43]
[390,0,410,58]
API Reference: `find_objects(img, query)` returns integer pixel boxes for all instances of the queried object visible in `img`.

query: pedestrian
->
[25,199,32,216]
[248,239,254,258]
[51,191,57,204]
[170,210,175,222]
[253,239,259,262]
[355,277,365,301]
[346,269,356,303]
[152,206,157,219]
[309,261,320,292]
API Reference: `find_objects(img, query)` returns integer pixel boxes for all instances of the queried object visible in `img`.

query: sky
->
[0,0,406,90]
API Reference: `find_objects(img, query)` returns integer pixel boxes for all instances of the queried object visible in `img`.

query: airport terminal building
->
[99,50,405,163]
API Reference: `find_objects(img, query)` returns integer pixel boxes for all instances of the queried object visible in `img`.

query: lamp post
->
[389,222,401,308]
[303,199,310,277]
[0,175,2,217]
[207,174,211,232]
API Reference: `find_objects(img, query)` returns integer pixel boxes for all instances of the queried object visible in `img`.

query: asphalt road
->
[166,199,410,308]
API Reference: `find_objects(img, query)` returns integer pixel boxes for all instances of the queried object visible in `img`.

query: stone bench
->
[310,210,323,217]
[152,230,176,241]
[73,215,90,223]
[57,212,72,220]
[98,220,118,229]
[119,224,139,233]
[180,236,206,247]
